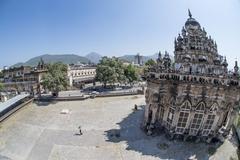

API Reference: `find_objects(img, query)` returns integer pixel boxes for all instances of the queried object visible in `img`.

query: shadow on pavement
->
[0,155,12,160]
[104,106,224,160]
[34,100,58,107]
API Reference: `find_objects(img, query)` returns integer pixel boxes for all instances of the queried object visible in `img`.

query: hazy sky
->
[0,0,240,68]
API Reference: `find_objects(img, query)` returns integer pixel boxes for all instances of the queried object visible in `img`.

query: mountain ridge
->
[11,52,173,67]
[11,54,90,67]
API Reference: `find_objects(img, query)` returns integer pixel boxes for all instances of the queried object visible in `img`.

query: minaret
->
[202,27,207,36]
[182,27,186,37]
[157,51,163,68]
[234,60,239,74]
[158,51,162,60]
[222,57,228,74]
[163,51,171,69]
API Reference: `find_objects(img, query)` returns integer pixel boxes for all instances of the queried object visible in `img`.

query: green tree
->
[41,62,68,96]
[0,83,4,91]
[143,59,156,74]
[0,71,3,78]
[145,59,156,66]
[96,57,126,87]
[96,65,117,87]
[124,64,138,85]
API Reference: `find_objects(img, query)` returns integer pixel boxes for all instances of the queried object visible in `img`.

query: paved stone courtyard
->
[0,95,239,160]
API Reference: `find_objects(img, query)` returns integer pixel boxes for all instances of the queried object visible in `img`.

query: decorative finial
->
[188,9,192,18]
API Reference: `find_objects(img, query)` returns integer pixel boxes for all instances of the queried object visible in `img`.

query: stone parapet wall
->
[147,72,239,87]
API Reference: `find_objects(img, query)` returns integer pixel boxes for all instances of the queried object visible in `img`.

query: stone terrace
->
[0,96,238,160]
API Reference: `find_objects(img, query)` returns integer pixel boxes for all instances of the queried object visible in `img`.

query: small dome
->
[183,54,191,60]
[213,56,221,65]
[177,34,183,41]
[222,60,228,67]
[199,55,207,62]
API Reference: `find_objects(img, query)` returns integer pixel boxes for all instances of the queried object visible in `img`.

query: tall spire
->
[158,51,162,59]
[234,59,239,74]
[188,9,192,18]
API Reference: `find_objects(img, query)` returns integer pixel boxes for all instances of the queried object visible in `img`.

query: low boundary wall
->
[36,90,144,102]
[0,97,34,122]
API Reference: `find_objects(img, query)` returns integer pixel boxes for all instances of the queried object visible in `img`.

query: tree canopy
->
[96,57,124,86]
[41,62,68,96]
[96,57,139,87]
[0,83,4,91]
[143,59,156,74]
[124,64,138,84]
[0,71,3,78]
[145,59,156,66]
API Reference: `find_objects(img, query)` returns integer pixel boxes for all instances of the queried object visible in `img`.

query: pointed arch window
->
[176,101,191,134]
[190,102,205,135]
[202,103,218,136]
[181,101,191,111]
[209,103,218,112]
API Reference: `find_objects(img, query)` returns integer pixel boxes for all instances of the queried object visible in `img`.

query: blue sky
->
[0,0,240,69]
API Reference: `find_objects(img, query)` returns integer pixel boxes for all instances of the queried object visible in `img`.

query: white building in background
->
[67,64,96,87]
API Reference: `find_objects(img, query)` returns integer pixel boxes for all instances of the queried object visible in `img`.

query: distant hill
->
[11,53,174,67]
[85,52,102,64]
[118,55,136,63]
[12,62,25,67]
[12,54,90,67]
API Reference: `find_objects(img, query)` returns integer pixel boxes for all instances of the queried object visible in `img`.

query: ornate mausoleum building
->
[143,10,240,142]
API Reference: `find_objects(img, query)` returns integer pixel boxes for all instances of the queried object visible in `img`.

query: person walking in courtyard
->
[78,126,83,135]
[134,104,138,111]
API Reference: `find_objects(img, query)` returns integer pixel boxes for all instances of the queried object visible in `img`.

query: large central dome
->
[185,10,201,30]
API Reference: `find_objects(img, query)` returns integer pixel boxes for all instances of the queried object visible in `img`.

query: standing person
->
[134,104,138,111]
[78,126,82,135]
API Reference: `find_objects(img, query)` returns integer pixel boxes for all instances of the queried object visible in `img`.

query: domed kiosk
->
[143,10,240,143]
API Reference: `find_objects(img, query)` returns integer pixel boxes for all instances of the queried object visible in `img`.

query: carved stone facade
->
[144,10,240,142]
